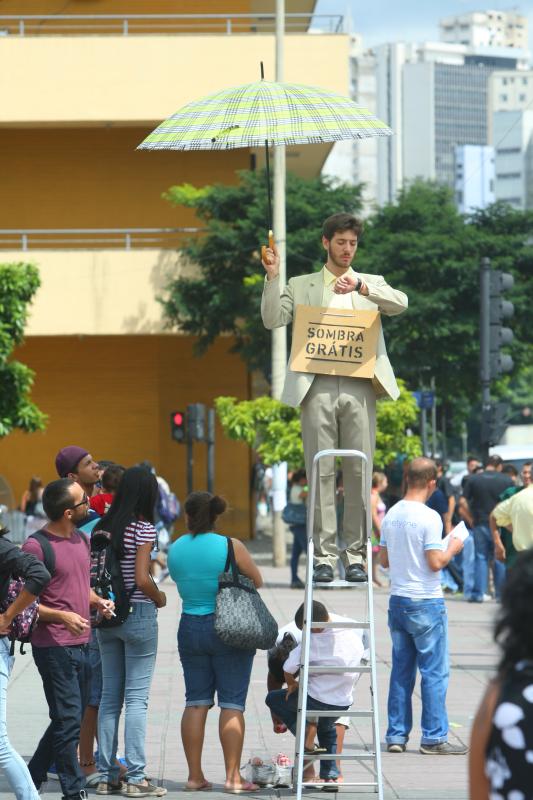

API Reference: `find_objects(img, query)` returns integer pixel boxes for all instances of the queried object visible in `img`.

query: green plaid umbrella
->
[138,75,392,232]
[138,78,392,151]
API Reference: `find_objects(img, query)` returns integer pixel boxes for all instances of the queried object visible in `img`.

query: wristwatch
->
[354,277,363,293]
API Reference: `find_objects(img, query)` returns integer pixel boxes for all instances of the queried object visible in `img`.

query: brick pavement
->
[1,533,498,799]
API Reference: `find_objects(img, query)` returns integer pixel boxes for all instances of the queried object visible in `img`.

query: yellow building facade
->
[0,1,349,537]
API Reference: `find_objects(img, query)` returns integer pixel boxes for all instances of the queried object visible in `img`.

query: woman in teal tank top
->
[168,492,263,793]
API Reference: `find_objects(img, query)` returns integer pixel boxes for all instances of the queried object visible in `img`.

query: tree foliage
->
[161,170,362,376]
[215,380,421,470]
[0,263,47,437]
[356,184,533,424]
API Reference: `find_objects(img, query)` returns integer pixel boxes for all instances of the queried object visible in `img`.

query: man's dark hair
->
[486,455,503,469]
[322,213,364,241]
[42,478,76,522]
[466,455,478,465]
[102,464,125,493]
[406,457,437,489]
[295,600,329,631]
[503,464,518,478]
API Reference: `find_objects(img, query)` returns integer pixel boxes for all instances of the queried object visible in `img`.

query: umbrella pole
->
[264,139,273,236]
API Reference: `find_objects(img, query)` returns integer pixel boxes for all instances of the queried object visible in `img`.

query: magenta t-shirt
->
[22,529,91,647]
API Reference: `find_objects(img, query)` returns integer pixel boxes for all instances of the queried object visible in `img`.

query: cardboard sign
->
[290,305,380,379]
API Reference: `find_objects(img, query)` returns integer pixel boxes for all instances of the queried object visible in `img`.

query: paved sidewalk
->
[2,533,497,799]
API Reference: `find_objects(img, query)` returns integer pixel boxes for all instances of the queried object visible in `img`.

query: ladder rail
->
[293,448,384,800]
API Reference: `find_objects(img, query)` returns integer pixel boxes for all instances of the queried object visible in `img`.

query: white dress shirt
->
[283,613,365,707]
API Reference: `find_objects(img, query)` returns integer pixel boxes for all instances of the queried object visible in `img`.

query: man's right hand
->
[61,612,90,635]
[262,243,280,281]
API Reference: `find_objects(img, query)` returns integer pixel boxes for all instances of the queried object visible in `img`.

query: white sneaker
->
[482,594,493,602]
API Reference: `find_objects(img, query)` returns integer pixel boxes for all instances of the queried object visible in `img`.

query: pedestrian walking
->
[463,455,513,602]
[0,526,50,800]
[21,479,114,800]
[469,549,533,799]
[261,212,408,583]
[380,457,467,755]
[93,466,167,798]
[287,470,308,589]
[167,492,263,794]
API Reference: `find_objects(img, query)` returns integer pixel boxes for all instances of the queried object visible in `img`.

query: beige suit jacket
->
[261,271,408,407]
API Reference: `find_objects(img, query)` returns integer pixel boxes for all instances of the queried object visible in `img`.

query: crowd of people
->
[1,444,532,800]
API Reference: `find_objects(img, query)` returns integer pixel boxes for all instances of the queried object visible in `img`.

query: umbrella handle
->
[261,230,275,265]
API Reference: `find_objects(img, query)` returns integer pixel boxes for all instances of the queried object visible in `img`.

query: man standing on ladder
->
[261,213,408,583]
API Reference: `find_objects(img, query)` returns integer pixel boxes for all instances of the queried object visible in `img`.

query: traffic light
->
[489,270,514,378]
[170,410,186,443]
[481,402,510,447]
[187,403,206,442]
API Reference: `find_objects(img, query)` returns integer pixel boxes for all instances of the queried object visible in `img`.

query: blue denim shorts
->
[178,613,255,711]
[87,628,103,707]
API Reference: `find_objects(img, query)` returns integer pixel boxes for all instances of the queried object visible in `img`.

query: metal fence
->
[0,13,344,37]
[0,227,203,251]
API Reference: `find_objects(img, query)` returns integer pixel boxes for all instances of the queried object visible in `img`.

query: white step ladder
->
[293,449,384,798]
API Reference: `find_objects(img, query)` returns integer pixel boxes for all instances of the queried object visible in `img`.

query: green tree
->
[161,170,362,376]
[355,184,533,426]
[0,263,47,437]
[215,380,421,470]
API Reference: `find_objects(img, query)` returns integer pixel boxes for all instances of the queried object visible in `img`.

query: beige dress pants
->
[300,375,376,569]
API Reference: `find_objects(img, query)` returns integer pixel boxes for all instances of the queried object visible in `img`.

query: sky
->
[313,0,533,51]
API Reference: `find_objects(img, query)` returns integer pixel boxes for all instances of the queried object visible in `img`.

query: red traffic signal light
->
[170,410,186,443]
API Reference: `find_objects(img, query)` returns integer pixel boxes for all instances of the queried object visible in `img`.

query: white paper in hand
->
[443,520,470,550]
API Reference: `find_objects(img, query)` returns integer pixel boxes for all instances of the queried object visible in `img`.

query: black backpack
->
[91,531,136,628]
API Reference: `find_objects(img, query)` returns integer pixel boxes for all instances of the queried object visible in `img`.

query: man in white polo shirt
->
[380,457,467,756]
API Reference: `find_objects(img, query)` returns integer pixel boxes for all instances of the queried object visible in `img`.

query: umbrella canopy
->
[137,79,392,151]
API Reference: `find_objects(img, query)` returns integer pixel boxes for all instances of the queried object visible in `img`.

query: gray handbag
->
[214,538,278,651]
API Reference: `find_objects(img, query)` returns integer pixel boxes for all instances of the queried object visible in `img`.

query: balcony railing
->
[0,13,344,37]
[0,228,203,251]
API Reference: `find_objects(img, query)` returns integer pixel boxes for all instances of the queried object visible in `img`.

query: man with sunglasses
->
[22,479,114,800]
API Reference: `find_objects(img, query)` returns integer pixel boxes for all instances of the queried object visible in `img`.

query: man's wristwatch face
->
[355,277,362,293]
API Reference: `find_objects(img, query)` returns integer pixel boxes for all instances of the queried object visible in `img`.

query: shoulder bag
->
[214,538,278,651]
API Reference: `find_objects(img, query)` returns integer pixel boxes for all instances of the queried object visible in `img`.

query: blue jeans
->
[458,533,475,599]
[97,602,158,784]
[0,638,39,799]
[265,689,347,779]
[178,613,255,711]
[29,643,90,799]
[386,596,449,746]
[290,525,307,583]
[87,628,103,708]
[472,524,506,601]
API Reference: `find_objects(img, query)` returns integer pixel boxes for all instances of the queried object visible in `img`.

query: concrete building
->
[492,110,533,209]
[439,9,528,50]
[488,69,533,210]
[0,0,349,537]
[454,144,495,214]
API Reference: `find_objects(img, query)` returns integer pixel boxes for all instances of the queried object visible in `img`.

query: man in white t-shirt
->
[380,457,467,756]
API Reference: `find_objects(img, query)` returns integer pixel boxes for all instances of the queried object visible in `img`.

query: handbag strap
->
[224,537,240,585]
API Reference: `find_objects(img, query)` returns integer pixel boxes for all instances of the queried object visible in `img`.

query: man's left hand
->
[96,598,115,619]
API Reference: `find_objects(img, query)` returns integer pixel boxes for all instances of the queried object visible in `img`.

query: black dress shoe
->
[345,564,367,582]
[313,564,334,583]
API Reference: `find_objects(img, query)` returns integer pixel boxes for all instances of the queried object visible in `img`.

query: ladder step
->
[309,621,370,629]
[304,752,376,760]
[307,665,371,673]
[300,781,378,788]
[304,709,373,717]
[313,579,368,589]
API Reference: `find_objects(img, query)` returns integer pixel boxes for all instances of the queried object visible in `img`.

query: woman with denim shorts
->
[168,492,263,794]
[94,467,167,797]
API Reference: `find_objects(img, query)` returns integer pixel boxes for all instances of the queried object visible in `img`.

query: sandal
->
[183,780,212,791]
[223,781,260,794]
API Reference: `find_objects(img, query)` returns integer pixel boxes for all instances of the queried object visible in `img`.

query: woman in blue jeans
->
[0,527,50,799]
[168,492,263,793]
[94,467,167,797]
